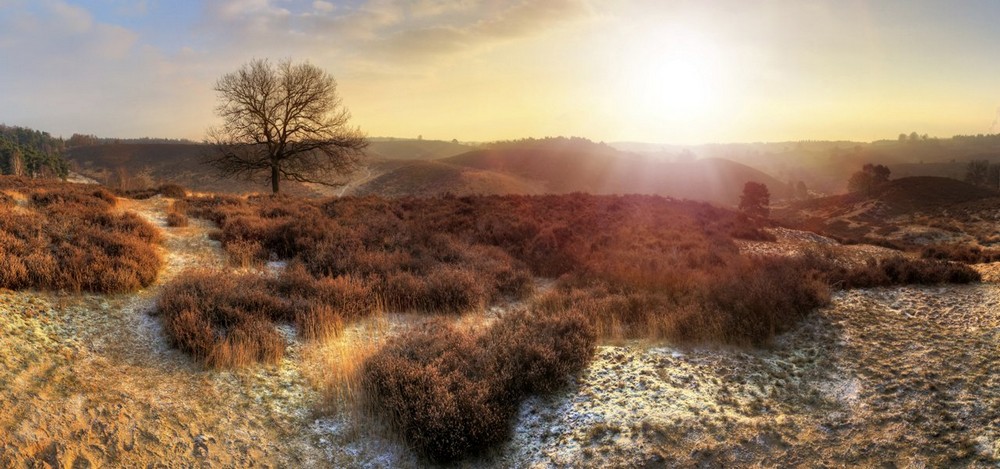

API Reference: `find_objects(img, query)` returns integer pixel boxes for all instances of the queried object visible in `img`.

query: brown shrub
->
[187,192,981,349]
[166,212,189,227]
[158,183,187,198]
[165,199,190,227]
[157,271,288,368]
[421,265,487,313]
[828,256,980,288]
[921,243,1000,264]
[0,178,162,293]
[698,256,830,345]
[225,239,266,268]
[361,309,595,462]
[157,265,380,367]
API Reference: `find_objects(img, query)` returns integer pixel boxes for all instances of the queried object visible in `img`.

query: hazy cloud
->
[312,1,334,13]
[368,0,593,64]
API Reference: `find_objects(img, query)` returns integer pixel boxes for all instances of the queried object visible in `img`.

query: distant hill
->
[366,138,475,161]
[354,138,791,204]
[792,176,998,218]
[64,138,475,195]
[354,160,543,197]
[776,176,1000,246]
[64,137,795,203]
[64,143,306,195]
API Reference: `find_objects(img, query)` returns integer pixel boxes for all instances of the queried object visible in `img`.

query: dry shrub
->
[181,192,980,356]
[166,212,188,227]
[697,256,830,345]
[119,183,188,200]
[225,239,266,268]
[0,177,162,293]
[730,225,777,241]
[828,256,980,288]
[921,243,1000,264]
[157,271,289,368]
[158,183,187,198]
[165,199,189,227]
[156,265,380,367]
[361,309,595,462]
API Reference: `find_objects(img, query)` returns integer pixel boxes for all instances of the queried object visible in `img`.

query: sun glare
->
[614,29,727,131]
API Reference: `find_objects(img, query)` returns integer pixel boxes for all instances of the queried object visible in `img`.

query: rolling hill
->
[775,176,1000,247]
[63,137,791,204]
[366,138,475,160]
[355,138,792,204]
[790,176,999,218]
[353,160,543,197]
[63,138,474,195]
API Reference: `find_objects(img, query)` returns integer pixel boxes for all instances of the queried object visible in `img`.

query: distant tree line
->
[66,133,198,147]
[0,125,68,178]
[484,136,610,150]
[898,132,930,142]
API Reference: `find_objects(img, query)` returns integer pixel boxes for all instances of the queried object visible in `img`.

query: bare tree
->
[205,58,368,193]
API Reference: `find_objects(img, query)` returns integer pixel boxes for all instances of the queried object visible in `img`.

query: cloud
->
[409,0,479,19]
[312,1,334,13]
[367,0,593,64]
[0,1,138,59]
[195,0,591,67]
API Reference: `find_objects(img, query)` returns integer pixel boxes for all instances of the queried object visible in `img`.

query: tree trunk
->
[271,164,280,194]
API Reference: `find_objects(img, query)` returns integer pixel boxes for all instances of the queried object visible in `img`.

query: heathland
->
[1,131,998,467]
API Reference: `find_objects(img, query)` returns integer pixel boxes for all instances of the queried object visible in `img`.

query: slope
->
[64,139,473,196]
[362,138,793,204]
[353,160,544,197]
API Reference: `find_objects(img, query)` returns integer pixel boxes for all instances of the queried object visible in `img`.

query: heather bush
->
[361,309,595,462]
[165,199,189,227]
[700,256,830,345]
[0,177,162,293]
[157,271,290,367]
[166,211,188,227]
[828,256,980,288]
[158,183,187,198]
[156,265,380,367]
[921,243,1000,264]
[179,192,981,369]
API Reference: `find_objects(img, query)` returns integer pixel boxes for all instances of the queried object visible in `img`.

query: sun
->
[615,30,726,125]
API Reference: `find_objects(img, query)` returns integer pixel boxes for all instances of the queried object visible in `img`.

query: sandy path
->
[0,197,329,467]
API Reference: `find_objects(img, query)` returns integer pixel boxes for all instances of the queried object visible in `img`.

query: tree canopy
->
[739,181,770,218]
[847,163,890,194]
[0,125,68,178]
[205,58,368,193]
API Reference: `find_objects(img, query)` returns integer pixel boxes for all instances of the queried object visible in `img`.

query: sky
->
[2,0,1000,144]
